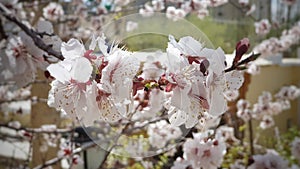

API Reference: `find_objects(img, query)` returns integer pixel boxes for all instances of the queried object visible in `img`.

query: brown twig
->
[224,53,260,73]
[0,123,73,134]
[248,119,254,155]
[33,141,97,169]
[0,17,7,39]
[0,5,64,60]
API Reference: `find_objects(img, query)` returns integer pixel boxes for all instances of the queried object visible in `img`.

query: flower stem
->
[248,119,254,155]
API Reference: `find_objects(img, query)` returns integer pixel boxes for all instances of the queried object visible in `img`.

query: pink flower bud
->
[233,38,250,65]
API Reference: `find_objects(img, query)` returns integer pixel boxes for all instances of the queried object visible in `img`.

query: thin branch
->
[0,96,48,104]
[0,17,8,39]
[33,141,97,169]
[0,4,64,60]
[224,53,260,73]
[0,123,73,134]
[124,115,168,133]
[0,79,48,87]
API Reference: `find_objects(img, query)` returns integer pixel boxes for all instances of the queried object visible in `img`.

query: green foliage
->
[222,144,248,168]
[275,126,300,165]
[124,14,255,53]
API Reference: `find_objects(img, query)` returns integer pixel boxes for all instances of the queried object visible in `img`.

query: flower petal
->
[70,57,92,83]
[61,39,85,59]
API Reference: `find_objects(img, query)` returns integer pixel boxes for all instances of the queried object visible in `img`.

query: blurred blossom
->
[183,131,226,169]
[126,21,138,32]
[171,157,190,169]
[275,85,300,100]
[152,0,165,11]
[196,112,221,132]
[248,150,289,169]
[238,0,249,6]
[223,90,239,101]
[254,21,300,57]
[72,154,84,165]
[8,120,21,129]
[216,126,240,144]
[166,6,186,21]
[254,19,271,36]
[259,115,275,129]
[292,137,300,162]
[208,0,228,7]
[246,63,260,75]
[139,4,155,17]
[197,8,209,20]
[147,120,182,149]
[43,2,64,21]
[246,4,256,16]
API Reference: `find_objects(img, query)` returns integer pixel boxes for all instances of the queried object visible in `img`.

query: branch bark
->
[33,141,97,169]
[0,124,73,134]
[0,4,64,60]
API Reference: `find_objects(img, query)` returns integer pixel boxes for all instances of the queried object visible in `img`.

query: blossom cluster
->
[172,130,227,169]
[139,0,255,21]
[0,20,61,87]
[237,85,300,129]
[46,34,245,129]
[254,21,300,57]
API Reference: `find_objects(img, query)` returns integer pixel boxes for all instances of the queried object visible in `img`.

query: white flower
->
[99,48,139,119]
[139,4,154,17]
[165,35,244,128]
[183,131,226,169]
[3,35,37,86]
[292,137,300,162]
[208,0,228,7]
[8,121,21,129]
[152,0,165,11]
[246,4,256,16]
[43,2,64,21]
[259,115,275,129]
[147,120,182,149]
[72,154,84,165]
[275,85,300,100]
[57,139,73,157]
[247,63,260,75]
[248,150,289,169]
[205,49,244,116]
[47,38,95,124]
[216,126,239,144]
[238,0,249,6]
[237,99,252,121]
[255,19,271,36]
[126,21,138,32]
[171,157,191,169]
[166,6,186,21]
[141,55,165,81]
[196,112,221,132]
[197,8,209,19]
[223,90,239,101]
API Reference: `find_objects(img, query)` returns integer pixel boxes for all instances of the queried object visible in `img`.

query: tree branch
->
[0,123,73,134]
[33,141,97,169]
[225,53,260,73]
[0,4,64,60]
[0,17,7,39]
